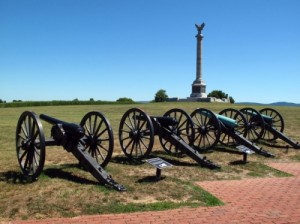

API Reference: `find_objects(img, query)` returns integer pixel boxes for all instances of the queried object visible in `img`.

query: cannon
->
[240,108,300,149]
[118,108,220,169]
[190,108,274,160]
[16,111,126,191]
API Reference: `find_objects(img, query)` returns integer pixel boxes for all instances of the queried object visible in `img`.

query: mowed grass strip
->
[0,102,299,221]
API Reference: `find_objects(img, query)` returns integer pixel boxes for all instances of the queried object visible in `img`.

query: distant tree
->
[13,100,22,102]
[89,98,94,101]
[208,90,235,103]
[117,97,134,103]
[0,99,3,103]
[154,89,168,102]
[73,98,79,102]
[207,90,227,99]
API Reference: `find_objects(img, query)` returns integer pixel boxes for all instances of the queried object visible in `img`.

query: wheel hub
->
[130,130,143,141]
[198,126,207,135]
[22,139,33,151]
[86,135,100,149]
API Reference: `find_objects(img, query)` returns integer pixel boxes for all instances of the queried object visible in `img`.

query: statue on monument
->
[195,23,205,34]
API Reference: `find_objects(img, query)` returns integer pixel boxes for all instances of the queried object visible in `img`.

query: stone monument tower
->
[190,23,207,98]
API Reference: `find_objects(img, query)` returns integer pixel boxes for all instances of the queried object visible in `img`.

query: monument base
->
[190,82,206,98]
[186,97,213,102]
[184,97,230,103]
[190,93,207,98]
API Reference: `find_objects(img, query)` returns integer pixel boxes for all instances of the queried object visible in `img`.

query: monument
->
[173,23,229,103]
[190,23,207,99]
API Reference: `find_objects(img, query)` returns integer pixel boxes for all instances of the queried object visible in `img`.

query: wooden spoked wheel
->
[16,111,45,180]
[119,108,154,159]
[190,108,221,151]
[219,108,248,146]
[259,108,284,141]
[240,108,265,142]
[159,108,195,154]
[80,111,114,167]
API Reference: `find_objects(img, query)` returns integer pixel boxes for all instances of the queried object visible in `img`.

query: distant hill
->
[269,102,300,107]
[237,102,300,107]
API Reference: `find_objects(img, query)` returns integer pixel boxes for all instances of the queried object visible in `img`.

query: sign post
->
[145,157,173,180]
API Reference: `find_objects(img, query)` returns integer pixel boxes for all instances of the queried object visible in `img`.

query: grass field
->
[1,102,300,221]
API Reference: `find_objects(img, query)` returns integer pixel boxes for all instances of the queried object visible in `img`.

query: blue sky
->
[1,0,299,103]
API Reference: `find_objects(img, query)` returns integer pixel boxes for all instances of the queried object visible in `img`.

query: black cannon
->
[240,108,300,149]
[190,108,274,160]
[16,111,126,191]
[118,108,220,169]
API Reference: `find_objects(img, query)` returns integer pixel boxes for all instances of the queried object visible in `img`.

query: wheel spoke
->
[94,118,103,136]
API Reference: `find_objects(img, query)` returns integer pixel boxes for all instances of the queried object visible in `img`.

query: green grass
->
[83,178,223,215]
[245,162,292,177]
[291,153,300,161]
[0,102,299,221]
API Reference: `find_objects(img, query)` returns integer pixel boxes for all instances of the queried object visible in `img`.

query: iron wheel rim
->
[240,107,265,142]
[80,111,114,168]
[159,108,195,154]
[16,111,45,179]
[219,108,248,146]
[119,108,154,159]
[190,108,221,151]
[259,108,284,141]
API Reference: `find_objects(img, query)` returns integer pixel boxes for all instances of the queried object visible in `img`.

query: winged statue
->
[195,23,205,34]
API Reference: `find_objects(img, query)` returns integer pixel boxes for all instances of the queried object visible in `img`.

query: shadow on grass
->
[214,146,244,155]
[229,160,248,165]
[213,146,248,165]
[110,155,145,166]
[111,154,197,167]
[150,151,199,167]
[111,147,218,168]
[43,168,98,185]
[0,164,100,186]
[0,171,33,184]
[191,145,249,166]
[258,140,290,150]
[137,175,166,183]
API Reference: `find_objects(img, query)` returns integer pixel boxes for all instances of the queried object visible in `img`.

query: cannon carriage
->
[118,108,220,169]
[16,111,126,191]
[190,108,274,160]
[240,108,300,149]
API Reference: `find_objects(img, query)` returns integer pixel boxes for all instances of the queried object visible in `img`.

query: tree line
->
[0,98,136,108]
[0,89,234,107]
[154,89,235,103]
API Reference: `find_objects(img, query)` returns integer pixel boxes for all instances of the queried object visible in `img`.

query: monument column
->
[190,23,207,98]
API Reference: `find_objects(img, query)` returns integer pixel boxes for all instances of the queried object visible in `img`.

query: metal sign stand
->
[145,157,173,180]
[236,145,254,163]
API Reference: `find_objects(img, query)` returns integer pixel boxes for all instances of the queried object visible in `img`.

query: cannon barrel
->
[215,114,238,129]
[243,109,273,123]
[134,115,178,128]
[200,110,238,128]
[40,114,85,140]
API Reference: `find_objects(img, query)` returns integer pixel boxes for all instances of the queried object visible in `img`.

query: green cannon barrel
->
[244,110,273,123]
[261,113,272,124]
[199,110,238,128]
[215,114,238,128]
